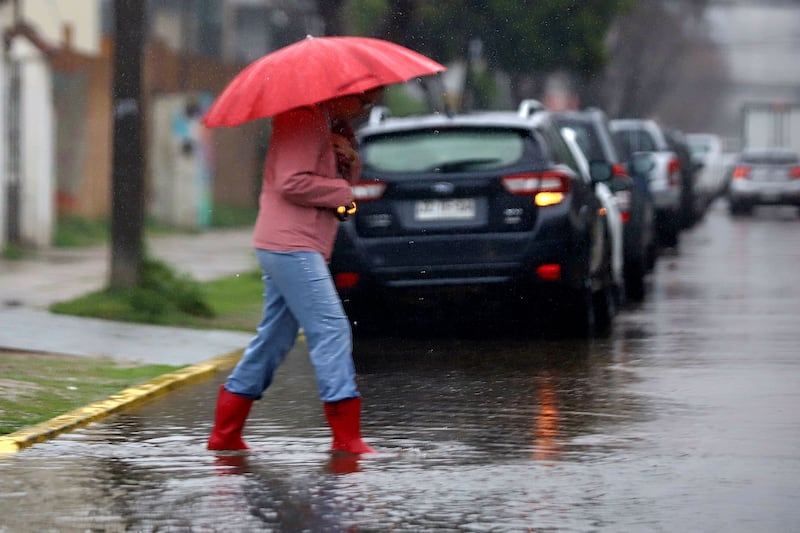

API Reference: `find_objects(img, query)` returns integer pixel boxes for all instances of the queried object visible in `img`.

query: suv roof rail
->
[518,99,546,118]
[368,105,391,126]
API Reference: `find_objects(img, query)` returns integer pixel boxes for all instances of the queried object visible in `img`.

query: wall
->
[0,2,268,246]
[51,40,112,218]
[19,0,101,55]
[50,37,261,223]
[144,40,263,214]
[149,93,214,229]
[0,0,101,247]
[12,39,54,247]
[0,54,5,249]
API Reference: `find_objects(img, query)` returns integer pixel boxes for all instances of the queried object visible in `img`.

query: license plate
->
[415,198,476,221]
[761,190,781,202]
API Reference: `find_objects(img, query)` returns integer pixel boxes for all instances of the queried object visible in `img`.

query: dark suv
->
[552,109,656,301]
[330,101,617,336]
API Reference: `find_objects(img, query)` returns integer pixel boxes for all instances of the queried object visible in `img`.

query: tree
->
[597,0,726,126]
[317,0,348,35]
[342,0,629,105]
[110,0,145,288]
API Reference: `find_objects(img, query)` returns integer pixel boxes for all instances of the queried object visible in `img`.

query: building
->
[0,0,322,250]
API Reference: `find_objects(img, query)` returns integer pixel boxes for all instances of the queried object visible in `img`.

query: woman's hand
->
[332,133,361,182]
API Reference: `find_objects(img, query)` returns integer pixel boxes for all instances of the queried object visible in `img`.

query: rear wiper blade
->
[428,158,501,172]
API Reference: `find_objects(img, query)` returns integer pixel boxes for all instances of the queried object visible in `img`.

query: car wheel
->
[729,201,752,216]
[563,281,617,339]
[624,226,648,301]
[658,219,679,248]
[592,283,615,338]
[593,237,616,336]
[624,254,647,302]
[645,242,658,272]
[561,284,594,338]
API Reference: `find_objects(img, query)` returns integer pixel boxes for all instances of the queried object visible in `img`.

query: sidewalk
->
[0,228,258,364]
[0,228,265,454]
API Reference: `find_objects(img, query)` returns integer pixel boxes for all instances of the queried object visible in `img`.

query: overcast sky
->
[707,2,800,87]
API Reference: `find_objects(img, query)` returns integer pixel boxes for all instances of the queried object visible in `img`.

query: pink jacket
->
[253,105,360,261]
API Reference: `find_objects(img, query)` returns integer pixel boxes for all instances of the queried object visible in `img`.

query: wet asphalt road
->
[2,202,800,532]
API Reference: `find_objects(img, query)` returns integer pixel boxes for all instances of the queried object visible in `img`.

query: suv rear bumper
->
[332,230,589,297]
[729,181,800,206]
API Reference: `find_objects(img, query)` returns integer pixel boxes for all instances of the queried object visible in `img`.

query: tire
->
[729,201,752,216]
[563,282,595,338]
[592,283,615,338]
[593,234,617,336]
[624,260,646,302]
[555,267,616,339]
[645,242,658,272]
[658,220,679,248]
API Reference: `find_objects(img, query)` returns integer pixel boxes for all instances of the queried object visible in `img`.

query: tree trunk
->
[379,0,415,46]
[316,0,346,36]
[110,0,145,288]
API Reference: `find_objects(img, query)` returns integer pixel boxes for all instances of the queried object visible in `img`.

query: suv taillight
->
[353,180,387,201]
[667,157,681,187]
[790,166,800,179]
[611,163,632,223]
[502,171,571,207]
[612,163,628,177]
[732,165,750,180]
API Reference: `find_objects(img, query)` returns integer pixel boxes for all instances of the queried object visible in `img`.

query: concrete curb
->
[0,350,243,456]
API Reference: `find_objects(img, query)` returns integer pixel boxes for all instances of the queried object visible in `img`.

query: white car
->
[686,132,728,213]
[728,147,800,215]
[561,126,624,311]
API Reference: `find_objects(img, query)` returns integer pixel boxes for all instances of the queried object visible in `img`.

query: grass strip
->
[0,351,242,454]
[0,351,182,436]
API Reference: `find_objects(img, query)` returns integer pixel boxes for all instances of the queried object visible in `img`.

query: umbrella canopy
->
[202,36,447,128]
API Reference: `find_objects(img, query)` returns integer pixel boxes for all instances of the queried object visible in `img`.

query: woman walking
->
[207,87,383,455]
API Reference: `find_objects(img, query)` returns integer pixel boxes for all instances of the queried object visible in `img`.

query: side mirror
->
[609,175,634,193]
[630,151,655,176]
[589,160,613,183]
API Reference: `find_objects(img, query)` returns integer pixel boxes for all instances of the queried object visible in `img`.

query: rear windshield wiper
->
[427,158,501,173]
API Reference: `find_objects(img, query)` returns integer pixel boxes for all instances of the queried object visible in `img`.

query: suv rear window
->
[741,151,799,165]
[557,120,604,160]
[361,128,527,173]
[614,129,657,159]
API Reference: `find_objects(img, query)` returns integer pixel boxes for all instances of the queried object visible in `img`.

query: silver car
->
[728,148,800,216]
[610,119,683,247]
[686,132,729,213]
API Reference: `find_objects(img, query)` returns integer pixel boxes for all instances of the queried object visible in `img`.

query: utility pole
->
[5,0,22,246]
[110,0,145,288]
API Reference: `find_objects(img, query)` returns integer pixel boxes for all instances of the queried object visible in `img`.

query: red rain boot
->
[323,397,376,454]
[208,385,253,450]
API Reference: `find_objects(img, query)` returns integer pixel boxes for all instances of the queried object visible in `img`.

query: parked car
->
[686,132,728,214]
[330,100,619,336]
[560,125,625,317]
[610,119,683,248]
[727,147,800,215]
[553,109,656,301]
[664,129,701,229]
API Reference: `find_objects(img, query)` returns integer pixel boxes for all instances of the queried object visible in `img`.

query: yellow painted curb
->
[0,350,243,456]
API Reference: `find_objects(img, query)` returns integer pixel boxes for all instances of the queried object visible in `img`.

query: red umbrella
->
[202,36,446,128]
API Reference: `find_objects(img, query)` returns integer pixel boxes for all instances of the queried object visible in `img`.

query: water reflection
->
[532,373,561,462]
[2,331,651,531]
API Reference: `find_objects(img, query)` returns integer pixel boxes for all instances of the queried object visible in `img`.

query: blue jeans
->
[225,250,359,403]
